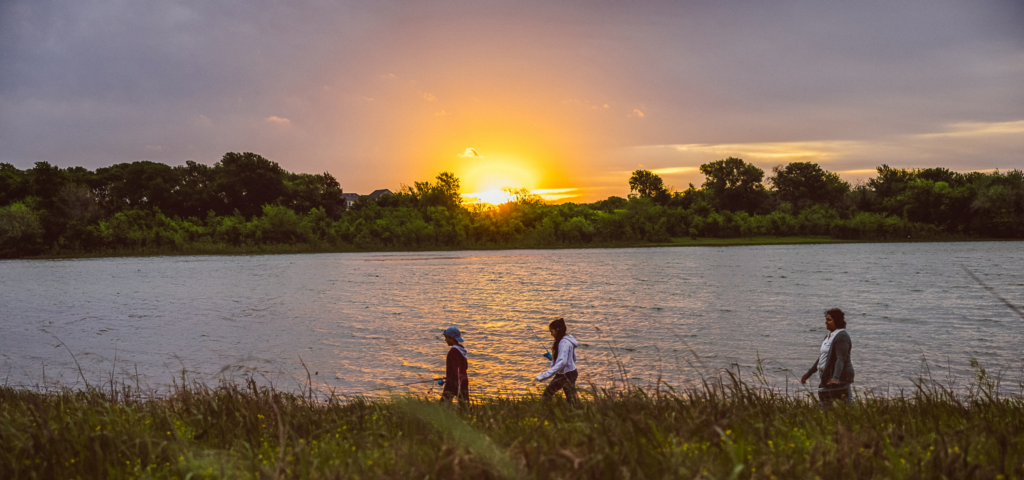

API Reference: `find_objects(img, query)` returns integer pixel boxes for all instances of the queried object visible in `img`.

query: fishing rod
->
[817,385,854,393]
[528,323,554,360]
[337,321,554,398]
[330,377,446,398]
[960,264,1024,321]
[394,378,445,387]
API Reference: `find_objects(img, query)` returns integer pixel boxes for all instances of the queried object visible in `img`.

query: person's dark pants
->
[542,369,579,405]
[818,383,852,410]
[440,383,469,404]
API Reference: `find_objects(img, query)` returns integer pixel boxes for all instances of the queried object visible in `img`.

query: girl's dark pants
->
[543,369,579,404]
[441,383,469,404]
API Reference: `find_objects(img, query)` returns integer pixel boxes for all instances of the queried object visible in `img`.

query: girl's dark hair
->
[825,308,846,329]
[549,318,567,362]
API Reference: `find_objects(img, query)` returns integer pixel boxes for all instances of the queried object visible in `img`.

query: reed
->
[2,372,1021,479]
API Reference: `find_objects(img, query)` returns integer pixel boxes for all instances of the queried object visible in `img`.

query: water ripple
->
[1,243,1022,397]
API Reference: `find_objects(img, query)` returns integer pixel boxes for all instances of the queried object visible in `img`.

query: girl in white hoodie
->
[535,318,579,404]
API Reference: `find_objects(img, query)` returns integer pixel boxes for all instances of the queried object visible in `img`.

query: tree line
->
[0,152,1021,258]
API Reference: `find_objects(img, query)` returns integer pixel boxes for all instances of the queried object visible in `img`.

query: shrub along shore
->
[2,374,1022,479]
[2,153,1022,259]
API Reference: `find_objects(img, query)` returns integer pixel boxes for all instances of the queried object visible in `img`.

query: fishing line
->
[960,264,1024,321]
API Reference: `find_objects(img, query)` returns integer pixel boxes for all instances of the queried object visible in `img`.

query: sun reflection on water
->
[1,243,1021,398]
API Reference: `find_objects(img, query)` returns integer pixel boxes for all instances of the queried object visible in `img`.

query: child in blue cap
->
[440,326,469,403]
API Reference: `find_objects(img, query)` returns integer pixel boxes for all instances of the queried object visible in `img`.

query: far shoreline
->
[10,236,1021,261]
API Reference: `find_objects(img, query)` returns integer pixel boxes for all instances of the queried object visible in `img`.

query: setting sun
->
[461,156,539,194]
[462,187,582,205]
[461,189,508,205]
[452,147,553,205]
[456,150,582,205]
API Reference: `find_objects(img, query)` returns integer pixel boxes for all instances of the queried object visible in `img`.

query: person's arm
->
[829,334,851,385]
[536,339,570,382]
[800,361,818,384]
[458,356,469,397]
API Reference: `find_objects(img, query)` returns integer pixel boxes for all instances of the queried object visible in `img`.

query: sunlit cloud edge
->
[628,119,1024,169]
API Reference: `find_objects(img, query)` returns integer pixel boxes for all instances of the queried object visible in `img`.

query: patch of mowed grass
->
[1,375,1022,479]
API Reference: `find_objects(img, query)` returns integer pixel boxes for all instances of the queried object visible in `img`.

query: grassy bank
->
[21,235,1001,260]
[2,377,1022,479]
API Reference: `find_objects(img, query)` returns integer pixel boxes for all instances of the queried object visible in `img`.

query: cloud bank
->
[0,0,1020,200]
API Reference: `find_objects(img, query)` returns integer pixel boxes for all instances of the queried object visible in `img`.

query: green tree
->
[214,152,287,218]
[629,170,670,203]
[699,157,769,213]
[0,163,29,207]
[968,170,1024,237]
[284,172,346,219]
[255,204,307,244]
[914,167,961,185]
[434,172,461,209]
[27,161,66,210]
[94,161,177,213]
[56,183,102,226]
[589,196,628,213]
[768,162,850,208]
[404,172,463,209]
[0,202,44,257]
[868,164,916,200]
[560,216,596,243]
[172,160,217,219]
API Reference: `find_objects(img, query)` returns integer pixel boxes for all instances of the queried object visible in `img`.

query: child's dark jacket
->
[444,345,469,400]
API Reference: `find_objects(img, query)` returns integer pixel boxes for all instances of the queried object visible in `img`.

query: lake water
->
[2,242,1022,399]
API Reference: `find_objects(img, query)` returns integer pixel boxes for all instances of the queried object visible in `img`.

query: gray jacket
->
[805,330,855,388]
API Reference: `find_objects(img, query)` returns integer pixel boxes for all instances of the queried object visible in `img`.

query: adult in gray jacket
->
[800,308,855,409]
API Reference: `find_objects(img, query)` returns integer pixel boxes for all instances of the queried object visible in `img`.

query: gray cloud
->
[1,0,1021,198]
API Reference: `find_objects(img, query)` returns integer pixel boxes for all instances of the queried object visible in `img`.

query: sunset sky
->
[1,0,1022,203]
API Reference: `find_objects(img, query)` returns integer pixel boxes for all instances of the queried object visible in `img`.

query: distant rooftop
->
[369,189,392,199]
[340,189,392,207]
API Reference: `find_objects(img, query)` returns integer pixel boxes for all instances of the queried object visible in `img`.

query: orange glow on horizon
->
[460,154,540,193]
[426,136,578,204]
[462,187,581,206]
[401,86,581,199]
[461,189,509,206]
[532,188,580,202]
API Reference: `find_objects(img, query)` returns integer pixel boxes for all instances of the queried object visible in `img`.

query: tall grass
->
[2,371,1021,479]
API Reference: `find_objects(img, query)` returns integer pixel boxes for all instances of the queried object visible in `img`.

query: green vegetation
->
[2,372,1022,479]
[1,153,1022,258]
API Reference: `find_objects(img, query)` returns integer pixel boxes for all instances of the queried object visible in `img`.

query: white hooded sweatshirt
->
[536,334,579,381]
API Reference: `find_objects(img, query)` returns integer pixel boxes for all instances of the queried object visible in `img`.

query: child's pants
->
[543,369,579,404]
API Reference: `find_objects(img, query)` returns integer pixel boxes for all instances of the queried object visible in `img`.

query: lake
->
[2,242,1022,399]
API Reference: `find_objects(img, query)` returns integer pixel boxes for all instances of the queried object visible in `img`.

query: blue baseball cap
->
[443,326,464,343]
